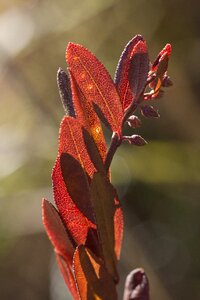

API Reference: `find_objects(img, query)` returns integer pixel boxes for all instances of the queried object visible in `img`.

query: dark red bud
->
[123,135,147,146]
[123,268,149,300]
[141,105,160,118]
[162,75,173,87]
[127,115,142,128]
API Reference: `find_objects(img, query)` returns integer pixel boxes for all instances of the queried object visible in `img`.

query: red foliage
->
[42,35,172,300]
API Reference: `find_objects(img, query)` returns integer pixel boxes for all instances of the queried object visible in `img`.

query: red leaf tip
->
[163,43,172,56]
[134,40,147,54]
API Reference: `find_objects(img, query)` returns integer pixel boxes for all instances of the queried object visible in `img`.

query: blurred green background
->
[0,0,200,299]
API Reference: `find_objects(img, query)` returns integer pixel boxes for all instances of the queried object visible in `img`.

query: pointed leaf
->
[66,42,123,133]
[150,54,169,94]
[114,35,145,111]
[58,116,96,177]
[149,44,172,95]
[70,73,107,162]
[90,172,118,281]
[52,157,96,247]
[52,116,97,245]
[151,43,172,71]
[73,245,117,300]
[82,128,106,176]
[42,199,74,261]
[60,153,95,223]
[128,41,149,102]
[56,253,79,300]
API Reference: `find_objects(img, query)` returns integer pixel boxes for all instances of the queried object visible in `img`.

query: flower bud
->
[124,135,147,146]
[162,75,173,87]
[141,105,160,118]
[127,115,142,128]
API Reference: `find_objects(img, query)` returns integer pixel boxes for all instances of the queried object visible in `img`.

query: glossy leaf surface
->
[66,42,123,134]
[73,245,117,300]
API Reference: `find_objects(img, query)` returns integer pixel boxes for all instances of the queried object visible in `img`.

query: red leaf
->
[52,157,96,246]
[60,153,95,223]
[52,117,97,245]
[150,54,169,95]
[114,205,123,260]
[42,199,74,261]
[128,41,149,103]
[79,132,123,261]
[73,245,117,300]
[114,35,145,111]
[66,42,123,134]
[151,43,172,71]
[56,253,79,300]
[82,128,106,176]
[149,44,172,96]
[58,116,95,177]
[90,172,119,281]
[70,73,107,162]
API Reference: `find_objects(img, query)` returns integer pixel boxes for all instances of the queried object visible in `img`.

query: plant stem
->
[105,132,122,172]
[105,97,142,171]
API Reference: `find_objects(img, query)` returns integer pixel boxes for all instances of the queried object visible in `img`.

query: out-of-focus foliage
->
[0,0,200,299]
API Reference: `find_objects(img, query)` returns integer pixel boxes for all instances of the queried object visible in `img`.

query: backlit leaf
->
[56,253,79,300]
[82,128,106,176]
[128,41,149,102]
[66,42,123,134]
[114,35,144,111]
[52,116,97,244]
[151,43,172,71]
[42,198,74,261]
[150,54,169,94]
[73,245,117,300]
[70,73,107,162]
[90,172,118,281]
[60,153,94,223]
[114,206,123,260]
[52,158,96,245]
[58,116,95,176]
[149,44,172,96]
